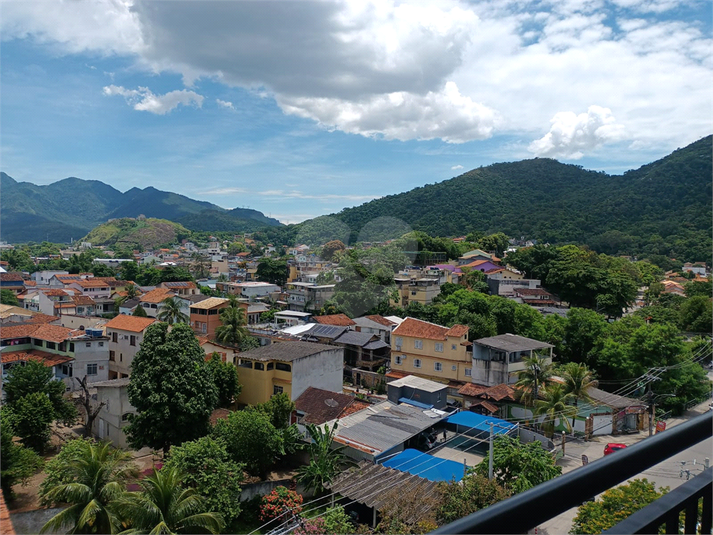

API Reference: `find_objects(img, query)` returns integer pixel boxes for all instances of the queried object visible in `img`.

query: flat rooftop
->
[473,333,553,352]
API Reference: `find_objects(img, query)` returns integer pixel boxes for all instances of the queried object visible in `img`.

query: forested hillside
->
[258,136,712,262]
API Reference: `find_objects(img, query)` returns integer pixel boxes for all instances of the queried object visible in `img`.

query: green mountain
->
[259,136,712,262]
[83,218,191,249]
[0,173,283,243]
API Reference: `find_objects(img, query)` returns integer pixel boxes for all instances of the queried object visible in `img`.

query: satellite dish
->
[325,398,338,408]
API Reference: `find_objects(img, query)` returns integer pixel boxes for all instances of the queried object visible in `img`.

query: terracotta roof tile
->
[482,383,516,401]
[458,383,489,397]
[43,289,69,297]
[471,400,499,413]
[313,314,356,326]
[1,349,73,367]
[385,370,409,379]
[393,317,468,341]
[0,490,16,535]
[105,315,157,333]
[140,288,175,304]
[295,387,360,424]
[365,315,396,327]
[71,279,111,288]
[24,313,59,325]
[71,295,96,306]
[0,273,25,282]
[0,323,41,340]
[31,324,76,343]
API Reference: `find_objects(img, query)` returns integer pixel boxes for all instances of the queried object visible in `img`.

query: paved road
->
[538,400,712,535]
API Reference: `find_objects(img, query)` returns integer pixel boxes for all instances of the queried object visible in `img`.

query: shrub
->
[259,486,303,523]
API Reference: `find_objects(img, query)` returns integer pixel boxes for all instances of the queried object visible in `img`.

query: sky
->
[1,0,711,224]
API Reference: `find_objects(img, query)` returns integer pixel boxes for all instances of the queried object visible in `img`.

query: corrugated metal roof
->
[473,333,553,352]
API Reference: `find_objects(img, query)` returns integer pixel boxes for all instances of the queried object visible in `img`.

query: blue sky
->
[2,0,711,224]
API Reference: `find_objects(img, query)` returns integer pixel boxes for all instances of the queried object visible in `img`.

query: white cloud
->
[216,99,235,110]
[451,164,464,170]
[528,106,625,159]
[198,187,378,202]
[103,85,204,115]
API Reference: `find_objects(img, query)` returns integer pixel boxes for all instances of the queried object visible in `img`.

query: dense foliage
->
[207,352,241,408]
[436,471,510,525]
[0,418,43,499]
[126,323,218,454]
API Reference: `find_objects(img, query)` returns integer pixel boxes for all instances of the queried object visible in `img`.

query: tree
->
[570,479,668,534]
[563,308,608,365]
[132,304,148,317]
[257,392,295,429]
[473,435,562,494]
[561,363,596,429]
[1,289,20,306]
[215,296,250,347]
[436,471,510,525]
[3,359,77,425]
[74,375,106,438]
[40,441,136,534]
[256,258,288,286]
[120,260,140,282]
[377,485,439,534]
[39,438,95,506]
[321,240,346,261]
[117,466,224,534]
[165,437,245,529]
[297,422,352,496]
[207,352,240,408]
[5,392,55,453]
[534,383,577,438]
[515,354,554,406]
[259,486,303,523]
[191,253,211,279]
[679,295,713,333]
[157,296,189,324]
[126,323,218,455]
[1,418,43,499]
[212,409,283,478]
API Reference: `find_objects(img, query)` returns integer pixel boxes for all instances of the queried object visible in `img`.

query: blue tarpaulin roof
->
[399,397,433,409]
[382,449,465,482]
[446,411,517,434]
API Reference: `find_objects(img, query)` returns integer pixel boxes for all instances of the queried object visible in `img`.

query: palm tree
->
[41,441,137,534]
[125,284,138,300]
[214,297,249,347]
[516,354,554,407]
[158,296,189,325]
[534,384,577,438]
[562,363,596,429]
[297,422,353,496]
[117,466,224,534]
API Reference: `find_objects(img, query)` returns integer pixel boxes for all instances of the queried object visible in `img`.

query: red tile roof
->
[471,400,499,413]
[71,295,96,306]
[294,387,363,424]
[1,349,73,367]
[365,315,396,327]
[140,288,175,304]
[313,314,356,326]
[23,313,59,325]
[386,370,409,379]
[31,324,77,343]
[0,492,16,535]
[0,273,25,282]
[105,315,157,333]
[70,279,111,288]
[393,317,468,341]
[458,383,489,397]
[43,289,69,297]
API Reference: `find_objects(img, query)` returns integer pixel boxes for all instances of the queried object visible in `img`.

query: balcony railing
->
[430,412,712,535]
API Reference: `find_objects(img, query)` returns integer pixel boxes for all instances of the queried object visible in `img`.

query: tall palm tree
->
[516,354,554,407]
[41,441,137,534]
[562,362,596,429]
[534,383,577,438]
[158,296,189,325]
[214,298,249,347]
[117,466,224,534]
[125,284,138,300]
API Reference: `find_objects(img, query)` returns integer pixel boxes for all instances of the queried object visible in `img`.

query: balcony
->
[431,412,712,535]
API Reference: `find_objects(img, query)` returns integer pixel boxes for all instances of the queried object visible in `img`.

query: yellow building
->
[234,341,344,407]
[393,278,441,308]
[389,318,471,397]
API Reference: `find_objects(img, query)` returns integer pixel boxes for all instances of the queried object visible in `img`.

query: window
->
[120,353,123,362]
[238,360,253,369]
[98,342,104,347]
[395,355,402,365]
[465,368,472,377]
[33,338,42,346]
[254,362,265,371]
[452,344,457,351]
[414,339,423,349]
[62,364,73,377]
[129,335,136,347]
[110,351,115,361]
[434,362,442,372]
[69,343,75,352]
[86,342,92,347]
[122,413,131,421]
[273,385,284,395]
[46,342,56,350]
[275,362,291,372]
[413,358,421,368]
[112,332,118,343]
[411,291,417,295]
[267,363,275,370]
[435,342,443,352]
[87,363,98,375]
[395,337,402,349]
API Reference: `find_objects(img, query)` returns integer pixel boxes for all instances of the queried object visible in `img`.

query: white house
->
[104,315,157,379]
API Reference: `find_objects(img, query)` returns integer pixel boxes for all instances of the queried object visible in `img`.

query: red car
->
[604,443,627,455]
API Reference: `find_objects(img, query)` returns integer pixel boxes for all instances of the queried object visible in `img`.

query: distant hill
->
[0,173,283,243]
[258,136,712,262]
[83,218,191,249]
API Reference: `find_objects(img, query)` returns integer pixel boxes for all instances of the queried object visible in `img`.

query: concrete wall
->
[58,315,106,330]
[94,385,135,449]
[107,328,146,378]
[387,384,447,409]
[68,337,110,390]
[291,348,343,401]
[471,359,508,387]
[391,332,471,383]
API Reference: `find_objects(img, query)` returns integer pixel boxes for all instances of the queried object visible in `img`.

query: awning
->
[399,397,433,410]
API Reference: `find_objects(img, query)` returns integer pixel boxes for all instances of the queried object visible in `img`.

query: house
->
[332,330,390,374]
[157,281,200,296]
[105,315,157,379]
[393,277,441,307]
[512,287,559,306]
[292,386,369,430]
[274,310,313,326]
[0,273,26,294]
[484,266,523,280]
[352,315,397,344]
[285,282,335,312]
[92,378,135,448]
[389,318,472,394]
[68,278,112,299]
[458,383,516,416]
[234,341,343,406]
[682,262,707,276]
[661,280,686,296]
[471,333,553,387]
[312,314,355,327]
[189,297,229,336]
[457,249,499,265]
[386,375,448,410]
[119,298,141,315]
[225,281,281,299]
[487,277,542,297]
[32,270,69,287]
[238,302,270,325]
[2,350,74,394]
[199,338,239,365]
[460,260,501,273]
[138,288,175,318]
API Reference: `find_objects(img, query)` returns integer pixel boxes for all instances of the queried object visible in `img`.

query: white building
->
[104,315,157,379]
[93,378,135,448]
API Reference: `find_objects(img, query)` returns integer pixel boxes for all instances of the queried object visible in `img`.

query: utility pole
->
[488,422,494,480]
[561,431,566,456]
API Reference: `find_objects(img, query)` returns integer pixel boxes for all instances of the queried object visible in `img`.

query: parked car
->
[604,443,627,455]
[415,431,438,451]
